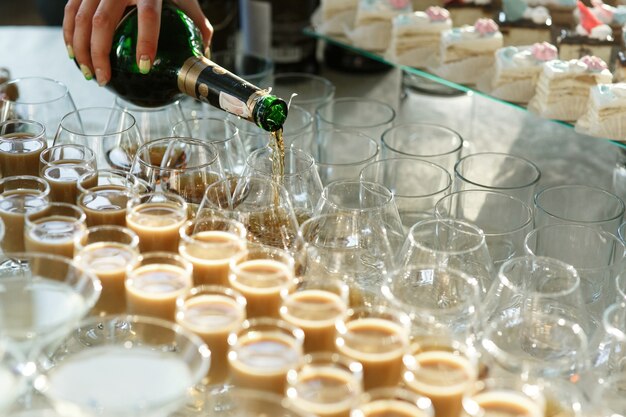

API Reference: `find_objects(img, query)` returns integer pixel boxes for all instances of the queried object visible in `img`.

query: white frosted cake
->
[387,7,453,67]
[319,0,359,35]
[431,18,503,84]
[576,83,626,140]
[527,56,613,121]
[489,42,558,103]
[347,0,413,51]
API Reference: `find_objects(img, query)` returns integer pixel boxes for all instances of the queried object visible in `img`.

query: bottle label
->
[219,92,251,118]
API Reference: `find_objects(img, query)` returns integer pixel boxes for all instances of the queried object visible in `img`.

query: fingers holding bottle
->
[90,1,129,85]
[135,0,163,74]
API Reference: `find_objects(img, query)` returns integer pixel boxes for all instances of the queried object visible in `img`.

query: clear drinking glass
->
[397,218,496,297]
[335,305,411,391]
[435,190,534,266]
[171,116,247,177]
[203,386,313,417]
[0,119,47,177]
[227,317,304,394]
[462,378,546,417]
[269,72,336,115]
[130,137,223,211]
[524,224,626,330]
[74,225,140,316]
[360,158,452,228]
[286,352,363,417]
[198,176,300,252]
[0,344,25,414]
[592,372,626,417]
[0,175,49,252]
[113,97,186,142]
[229,243,296,319]
[126,192,189,253]
[125,252,193,321]
[36,315,210,417]
[351,386,434,417]
[176,285,247,385]
[244,146,323,223]
[534,185,625,234]
[53,107,144,172]
[315,97,396,141]
[178,216,247,286]
[39,144,97,204]
[381,123,464,174]
[291,129,379,185]
[595,302,626,377]
[0,77,77,146]
[23,202,87,259]
[454,152,541,205]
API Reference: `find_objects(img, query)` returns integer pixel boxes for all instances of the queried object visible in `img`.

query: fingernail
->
[139,55,151,74]
[204,46,211,59]
[95,68,107,86]
[66,44,75,59]
[80,64,93,80]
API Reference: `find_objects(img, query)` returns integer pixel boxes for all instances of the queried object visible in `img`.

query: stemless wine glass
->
[360,158,452,228]
[0,253,101,403]
[291,128,379,186]
[198,176,300,252]
[113,97,186,142]
[269,73,336,115]
[534,185,626,234]
[0,77,77,146]
[171,117,247,177]
[244,146,323,223]
[381,123,464,174]
[524,224,626,329]
[39,144,97,204]
[0,119,47,177]
[315,97,396,141]
[130,137,224,211]
[0,176,50,253]
[53,107,144,172]
[454,152,542,205]
[397,218,496,297]
[36,315,210,417]
[435,190,534,266]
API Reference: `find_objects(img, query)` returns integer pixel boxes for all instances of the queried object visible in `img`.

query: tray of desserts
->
[308,0,626,141]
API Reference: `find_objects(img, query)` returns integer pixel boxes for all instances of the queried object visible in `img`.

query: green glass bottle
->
[106,2,287,132]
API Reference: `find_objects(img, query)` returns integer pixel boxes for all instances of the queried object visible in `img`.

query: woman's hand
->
[63,0,213,86]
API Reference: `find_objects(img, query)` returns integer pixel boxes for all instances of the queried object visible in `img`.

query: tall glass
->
[0,77,77,146]
[269,72,336,115]
[316,97,396,141]
[113,97,185,142]
[53,106,144,172]
[0,119,47,177]
[534,184,625,234]
[454,152,541,205]
[0,175,49,252]
[435,190,534,266]
[23,202,87,258]
[381,123,464,174]
[361,158,452,228]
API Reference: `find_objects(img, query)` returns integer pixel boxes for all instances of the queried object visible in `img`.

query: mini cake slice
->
[489,42,558,104]
[527,55,613,121]
[387,7,453,68]
[430,18,503,84]
[576,83,626,140]
[347,0,413,51]
[557,1,616,66]
[497,0,552,46]
[443,0,494,27]
[319,0,360,35]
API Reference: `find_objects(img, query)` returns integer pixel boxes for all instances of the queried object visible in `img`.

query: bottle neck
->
[177,56,268,122]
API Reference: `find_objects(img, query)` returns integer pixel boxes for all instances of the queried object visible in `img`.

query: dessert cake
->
[527,55,613,121]
[576,83,626,140]
[319,0,360,35]
[497,0,553,46]
[443,0,494,26]
[348,0,413,51]
[387,7,453,67]
[431,18,503,84]
[489,42,559,103]
[557,1,616,66]
[588,0,626,42]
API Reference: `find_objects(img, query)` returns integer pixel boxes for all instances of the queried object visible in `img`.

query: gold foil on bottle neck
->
[178,56,206,98]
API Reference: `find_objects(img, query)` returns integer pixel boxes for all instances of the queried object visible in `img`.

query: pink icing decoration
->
[426,6,451,21]
[531,42,558,61]
[474,18,499,35]
[389,0,410,8]
[580,55,608,71]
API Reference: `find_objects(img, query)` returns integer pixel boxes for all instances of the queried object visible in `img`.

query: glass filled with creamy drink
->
[351,386,434,417]
[39,144,97,204]
[461,378,546,417]
[0,119,47,177]
[24,202,86,258]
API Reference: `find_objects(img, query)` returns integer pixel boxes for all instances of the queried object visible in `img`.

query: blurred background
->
[0,0,60,25]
